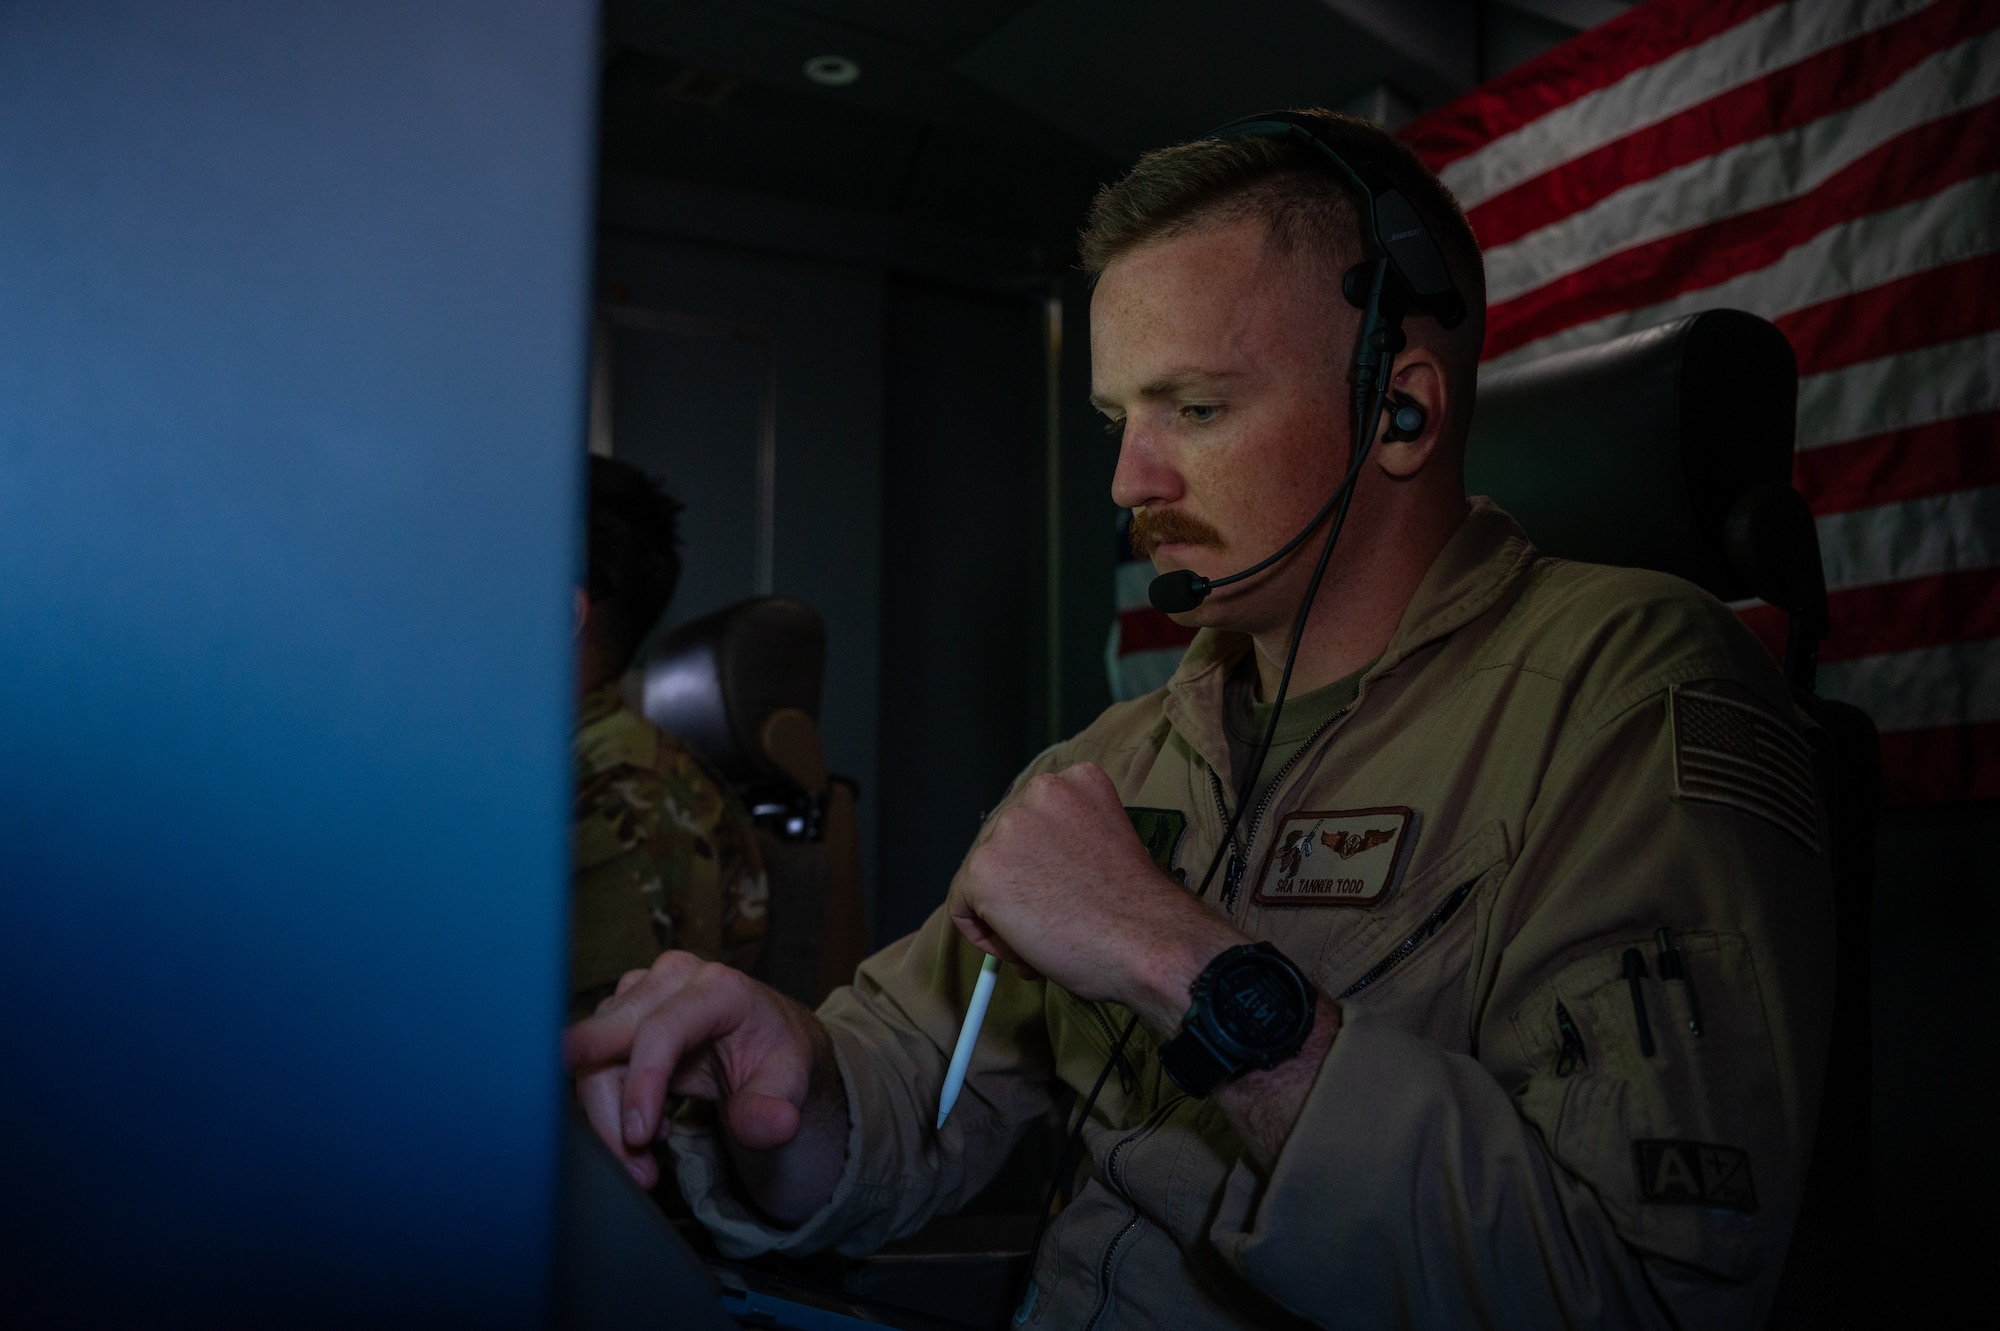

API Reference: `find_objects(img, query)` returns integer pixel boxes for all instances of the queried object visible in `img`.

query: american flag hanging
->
[1107,0,1996,803]
[1403,0,1997,805]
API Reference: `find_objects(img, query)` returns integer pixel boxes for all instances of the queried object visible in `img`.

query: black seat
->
[635,596,868,1006]
[1466,308,1878,1330]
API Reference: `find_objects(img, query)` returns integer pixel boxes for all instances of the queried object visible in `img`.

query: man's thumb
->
[726,1089,804,1151]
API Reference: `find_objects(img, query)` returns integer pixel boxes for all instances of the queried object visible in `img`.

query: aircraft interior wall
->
[591,224,888,899]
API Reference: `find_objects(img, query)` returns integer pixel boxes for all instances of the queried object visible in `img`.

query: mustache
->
[1129,508,1224,561]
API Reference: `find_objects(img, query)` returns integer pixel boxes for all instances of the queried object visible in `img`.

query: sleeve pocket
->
[1507,932,1795,1281]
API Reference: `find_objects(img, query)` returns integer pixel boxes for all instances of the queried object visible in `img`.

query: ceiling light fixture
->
[803,54,859,87]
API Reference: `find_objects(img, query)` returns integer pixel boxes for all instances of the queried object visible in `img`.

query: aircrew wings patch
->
[1253,807,1412,907]
[1668,685,1820,853]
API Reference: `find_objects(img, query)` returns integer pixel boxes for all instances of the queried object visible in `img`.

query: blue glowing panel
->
[0,2,597,1324]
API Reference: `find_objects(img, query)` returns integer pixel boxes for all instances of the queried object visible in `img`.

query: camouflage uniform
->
[570,683,769,1018]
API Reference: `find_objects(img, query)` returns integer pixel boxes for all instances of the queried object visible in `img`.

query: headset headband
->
[1209,111,1466,330]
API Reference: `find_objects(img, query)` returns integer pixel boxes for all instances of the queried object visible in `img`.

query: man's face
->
[1093,217,1355,636]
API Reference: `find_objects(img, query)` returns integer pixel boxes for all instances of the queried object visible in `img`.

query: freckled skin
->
[1093,217,1468,697]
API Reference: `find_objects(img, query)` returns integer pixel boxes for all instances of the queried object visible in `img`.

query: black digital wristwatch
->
[1159,941,1319,1098]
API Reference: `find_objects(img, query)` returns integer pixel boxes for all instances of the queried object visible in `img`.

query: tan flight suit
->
[670,500,1835,1329]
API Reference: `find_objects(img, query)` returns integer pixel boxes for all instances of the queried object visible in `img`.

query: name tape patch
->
[1670,685,1820,853]
[1253,807,1411,908]
[1633,1139,1758,1214]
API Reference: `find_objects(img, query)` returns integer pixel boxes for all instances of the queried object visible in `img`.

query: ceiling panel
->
[958,0,1468,164]
[600,48,927,215]
[596,0,1537,272]
[774,1,1044,58]
[606,0,1077,151]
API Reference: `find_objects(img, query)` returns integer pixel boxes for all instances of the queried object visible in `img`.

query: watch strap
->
[1159,1021,1232,1098]
[1159,941,1317,1099]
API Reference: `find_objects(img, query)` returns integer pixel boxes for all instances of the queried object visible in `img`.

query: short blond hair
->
[1079,109,1484,332]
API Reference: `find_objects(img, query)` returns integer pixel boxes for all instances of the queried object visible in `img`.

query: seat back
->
[635,597,867,1005]
[636,595,827,794]
[1467,308,1796,599]
[1467,310,1877,1329]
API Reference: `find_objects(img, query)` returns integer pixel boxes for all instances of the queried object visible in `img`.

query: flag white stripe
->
[1816,485,2000,590]
[1483,29,2000,306]
[1818,635,2000,730]
[1797,329,2000,450]
[1480,172,2000,375]
[1440,0,1933,209]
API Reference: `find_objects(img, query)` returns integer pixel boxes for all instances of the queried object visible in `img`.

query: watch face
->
[1211,951,1304,1054]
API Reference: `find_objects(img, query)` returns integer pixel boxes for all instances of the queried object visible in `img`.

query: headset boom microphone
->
[1144,111,1461,618]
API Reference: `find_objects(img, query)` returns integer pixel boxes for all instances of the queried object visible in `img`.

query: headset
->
[1147,110,1466,616]
[1019,111,1468,1302]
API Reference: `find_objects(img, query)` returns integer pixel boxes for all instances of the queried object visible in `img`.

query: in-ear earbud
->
[1382,391,1426,442]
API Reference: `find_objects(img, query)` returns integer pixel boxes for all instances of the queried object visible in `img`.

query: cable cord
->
[1016,359,1395,1299]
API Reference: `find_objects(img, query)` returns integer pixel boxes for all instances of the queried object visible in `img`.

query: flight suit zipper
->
[1555,1000,1587,1076]
[1207,708,1347,909]
[1080,1096,1182,1331]
[1082,998,1138,1094]
[1335,878,1477,1000]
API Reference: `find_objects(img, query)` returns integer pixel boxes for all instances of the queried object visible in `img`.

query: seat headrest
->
[1464,309,1798,603]
[635,596,826,790]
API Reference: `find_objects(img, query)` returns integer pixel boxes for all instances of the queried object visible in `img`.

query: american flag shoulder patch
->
[1669,686,1820,854]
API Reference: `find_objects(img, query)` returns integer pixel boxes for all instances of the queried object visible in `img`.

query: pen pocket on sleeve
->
[1509,932,1790,1281]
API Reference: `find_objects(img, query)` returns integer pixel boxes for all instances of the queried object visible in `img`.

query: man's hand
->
[946,762,1245,1033]
[952,762,1343,1170]
[563,952,848,1225]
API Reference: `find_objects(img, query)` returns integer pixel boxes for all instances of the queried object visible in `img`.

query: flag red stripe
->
[1879,719,2000,803]
[1775,251,2000,377]
[1840,563,2000,659]
[1117,607,1199,655]
[1483,99,2000,360]
[1402,0,1787,171]
[1737,568,2000,667]
[1736,602,1789,667]
[1822,569,2000,661]
[1792,412,2000,514]
[1464,0,2000,251]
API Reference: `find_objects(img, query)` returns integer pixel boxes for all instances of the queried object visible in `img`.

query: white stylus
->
[936,953,1001,1129]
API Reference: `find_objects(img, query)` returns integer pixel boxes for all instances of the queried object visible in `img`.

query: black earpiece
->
[1382,391,1426,443]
